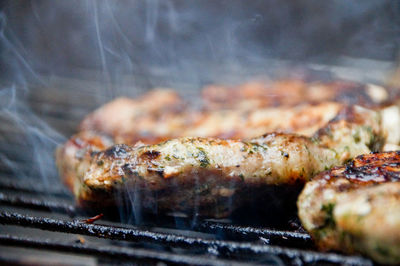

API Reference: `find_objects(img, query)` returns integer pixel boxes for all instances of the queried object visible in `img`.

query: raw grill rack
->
[0,64,388,265]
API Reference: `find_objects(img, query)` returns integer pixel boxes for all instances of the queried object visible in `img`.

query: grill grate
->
[0,235,241,266]
[0,211,372,265]
[0,69,384,265]
[0,178,373,265]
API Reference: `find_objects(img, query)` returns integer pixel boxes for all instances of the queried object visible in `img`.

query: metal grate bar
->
[0,212,372,265]
[197,221,312,247]
[0,178,71,198]
[0,193,311,246]
[0,234,244,266]
[0,193,76,215]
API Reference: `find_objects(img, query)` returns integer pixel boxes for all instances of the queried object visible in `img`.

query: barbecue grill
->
[1,1,399,265]
[1,62,392,265]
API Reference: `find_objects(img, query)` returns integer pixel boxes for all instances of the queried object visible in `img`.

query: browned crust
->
[55,131,114,192]
[202,79,400,110]
[314,151,400,189]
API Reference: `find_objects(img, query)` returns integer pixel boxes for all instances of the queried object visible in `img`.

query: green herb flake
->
[321,203,336,227]
[353,129,361,143]
[252,143,267,152]
[310,137,320,144]
[196,147,210,168]
[375,245,390,257]
[325,126,333,138]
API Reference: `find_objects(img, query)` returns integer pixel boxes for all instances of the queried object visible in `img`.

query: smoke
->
[0,85,65,192]
[0,0,398,223]
[0,9,65,198]
[2,1,397,89]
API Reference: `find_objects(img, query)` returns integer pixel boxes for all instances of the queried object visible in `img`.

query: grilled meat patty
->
[80,89,186,144]
[202,79,399,110]
[80,93,344,144]
[57,105,384,217]
[79,81,400,146]
[297,151,400,264]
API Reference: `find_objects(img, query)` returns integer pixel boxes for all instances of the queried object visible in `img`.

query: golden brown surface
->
[56,78,400,264]
[78,80,400,146]
[79,89,185,144]
[202,79,400,110]
[298,151,400,264]
[57,102,383,217]
[57,78,400,219]
[79,95,346,144]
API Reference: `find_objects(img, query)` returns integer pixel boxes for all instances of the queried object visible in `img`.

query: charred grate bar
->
[0,178,71,198]
[0,234,244,266]
[197,221,312,248]
[0,193,311,246]
[0,193,76,215]
[0,212,372,265]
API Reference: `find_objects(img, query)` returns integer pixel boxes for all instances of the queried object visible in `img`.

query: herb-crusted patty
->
[297,151,400,264]
[57,105,384,217]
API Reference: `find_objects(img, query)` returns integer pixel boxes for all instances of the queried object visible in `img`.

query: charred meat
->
[298,151,400,264]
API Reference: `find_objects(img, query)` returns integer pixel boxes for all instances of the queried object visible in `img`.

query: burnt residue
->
[122,163,134,176]
[104,145,130,159]
[140,150,161,160]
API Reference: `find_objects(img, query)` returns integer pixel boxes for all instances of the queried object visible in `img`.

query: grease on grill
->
[81,213,104,224]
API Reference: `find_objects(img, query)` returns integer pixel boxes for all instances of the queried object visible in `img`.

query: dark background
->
[1,0,399,86]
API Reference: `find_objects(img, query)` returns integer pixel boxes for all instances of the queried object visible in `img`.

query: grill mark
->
[344,164,400,184]
[141,150,161,160]
[319,152,400,186]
